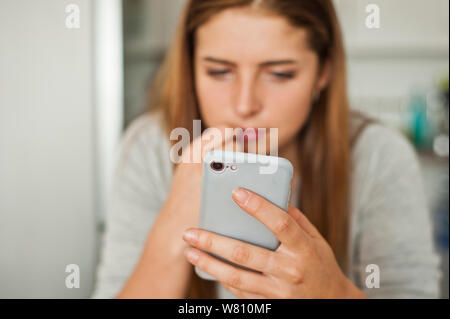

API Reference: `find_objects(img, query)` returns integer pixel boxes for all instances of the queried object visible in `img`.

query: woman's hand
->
[162,127,241,256]
[118,127,243,298]
[182,188,367,299]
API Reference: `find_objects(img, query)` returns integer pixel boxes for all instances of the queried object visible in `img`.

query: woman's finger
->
[181,125,231,164]
[220,283,266,299]
[183,228,291,279]
[185,247,273,296]
[200,126,244,160]
[222,128,244,153]
[201,126,227,156]
[286,206,322,239]
[231,188,309,249]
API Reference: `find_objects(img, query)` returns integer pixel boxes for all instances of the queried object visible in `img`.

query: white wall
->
[0,0,98,298]
[334,0,449,128]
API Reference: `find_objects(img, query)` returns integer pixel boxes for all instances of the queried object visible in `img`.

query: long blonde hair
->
[149,0,360,298]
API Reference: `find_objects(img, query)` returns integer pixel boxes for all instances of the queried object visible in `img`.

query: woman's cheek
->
[197,80,232,126]
[264,85,312,140]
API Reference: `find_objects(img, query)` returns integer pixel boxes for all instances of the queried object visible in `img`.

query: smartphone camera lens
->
[210,161,224,171]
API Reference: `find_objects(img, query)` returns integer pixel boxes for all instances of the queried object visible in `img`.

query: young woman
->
[92,0,441,298]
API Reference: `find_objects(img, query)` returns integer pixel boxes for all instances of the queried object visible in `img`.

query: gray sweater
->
[91,111,441,299]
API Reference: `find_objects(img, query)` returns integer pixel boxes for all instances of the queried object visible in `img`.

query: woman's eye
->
[271,71,296,80]
[207,69,231,77]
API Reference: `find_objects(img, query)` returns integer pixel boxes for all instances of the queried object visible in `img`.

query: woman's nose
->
[233,77,261,119]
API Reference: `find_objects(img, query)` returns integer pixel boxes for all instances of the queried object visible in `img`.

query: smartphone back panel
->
[195,150,293,280]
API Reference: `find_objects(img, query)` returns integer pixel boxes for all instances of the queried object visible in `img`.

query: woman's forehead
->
[195,7,311,61]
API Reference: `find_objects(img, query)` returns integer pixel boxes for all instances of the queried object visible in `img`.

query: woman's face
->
[194,7,329,153]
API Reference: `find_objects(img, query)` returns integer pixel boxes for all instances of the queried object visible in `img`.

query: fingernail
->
[185,249,199,263]
[183,229,198,243]
[232,188,249,204]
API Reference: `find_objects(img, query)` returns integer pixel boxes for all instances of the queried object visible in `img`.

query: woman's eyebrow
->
[260,59,297,66]
[203,57,236,66]
[202,56,298,67]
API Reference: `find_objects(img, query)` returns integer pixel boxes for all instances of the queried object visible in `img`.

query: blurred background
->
[0,0,448,298]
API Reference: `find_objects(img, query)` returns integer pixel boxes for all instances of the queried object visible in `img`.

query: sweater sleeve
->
[350,124,442,298]
[90,113,172,298]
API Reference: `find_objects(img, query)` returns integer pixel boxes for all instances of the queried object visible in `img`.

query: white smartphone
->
[195,150,293,280]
